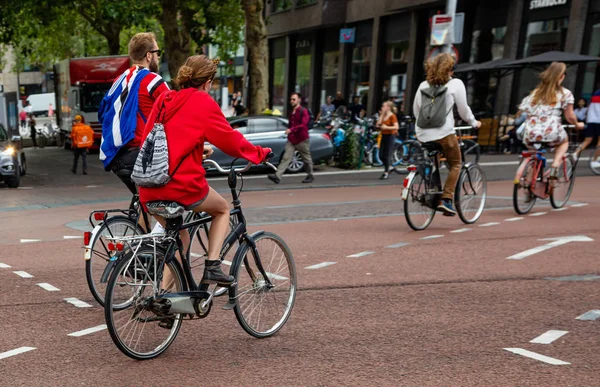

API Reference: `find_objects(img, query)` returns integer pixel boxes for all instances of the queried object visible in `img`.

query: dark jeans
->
[72,148,88,172]
[379,134,396,173]
[109,147,140,195]
[30,130,37,147]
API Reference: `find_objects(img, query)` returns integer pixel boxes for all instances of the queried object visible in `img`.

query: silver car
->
[0,124,27,188]
[206,116,334,173]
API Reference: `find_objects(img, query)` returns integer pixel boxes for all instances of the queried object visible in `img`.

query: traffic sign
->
[431,14,454,46]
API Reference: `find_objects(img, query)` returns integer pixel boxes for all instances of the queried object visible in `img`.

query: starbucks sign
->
[530,0,568,9]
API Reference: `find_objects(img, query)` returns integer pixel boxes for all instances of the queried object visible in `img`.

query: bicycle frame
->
[514,150,571,200]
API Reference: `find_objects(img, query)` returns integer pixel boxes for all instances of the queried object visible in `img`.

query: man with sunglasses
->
[99,32,169,197]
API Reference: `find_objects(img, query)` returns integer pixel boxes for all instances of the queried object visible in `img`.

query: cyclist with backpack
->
[70,115,94,174]
[413,53,481,216]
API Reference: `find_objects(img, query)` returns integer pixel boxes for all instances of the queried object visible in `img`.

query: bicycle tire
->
[513,159,537,215]
[455,164,487,224]
[38,135,47,149]
[86,216,143,307]
[403,171,436,230]
[105,247,186,360]
[229,232,296,339]
[550,155,575,209]
[589,150,600,175]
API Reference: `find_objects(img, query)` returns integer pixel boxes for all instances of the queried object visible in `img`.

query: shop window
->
[295,54,311,105]
[582,22,600,100]
[272,57,286,112]
[296,0,317,6]
[381,41,409,108]
[273,0,292,12]
[320,51,339,107]
[349,47,371,107]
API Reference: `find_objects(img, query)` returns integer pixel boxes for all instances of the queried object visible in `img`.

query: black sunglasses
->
[148,49,162,57]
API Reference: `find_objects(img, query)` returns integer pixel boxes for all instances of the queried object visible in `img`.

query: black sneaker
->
[71,169,76,174]
[302,175,314,183]
[201,260,234,287]
[267,174,280,184]
[437,199,457,216]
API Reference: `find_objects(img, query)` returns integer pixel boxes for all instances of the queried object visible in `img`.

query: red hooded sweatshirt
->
[138,88,268,208]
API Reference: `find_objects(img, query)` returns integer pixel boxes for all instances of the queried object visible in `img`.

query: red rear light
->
[107,242,115,251]
[322,133,331,141]
[116,243,124,251]
[403,178,409,188]
[83,232,91,246]
[407,165,417,172]
[94,212,105,221]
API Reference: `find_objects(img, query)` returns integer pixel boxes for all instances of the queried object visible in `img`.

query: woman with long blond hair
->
[413,53,481,216]
[518,62,583,182]
[375,100,399,179]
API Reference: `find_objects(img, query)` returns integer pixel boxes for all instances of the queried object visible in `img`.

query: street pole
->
[444,0,457,54]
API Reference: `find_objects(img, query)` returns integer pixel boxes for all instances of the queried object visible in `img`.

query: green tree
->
[242,0,269,114]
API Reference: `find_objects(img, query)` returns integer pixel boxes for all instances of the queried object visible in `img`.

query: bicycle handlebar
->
[454,126,476,131]
[203,158,277,174]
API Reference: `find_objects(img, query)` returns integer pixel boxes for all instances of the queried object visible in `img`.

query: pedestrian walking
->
[70,115,94,174]
[575,88,600,167]
[267,92,314,184]
[413,53,481,216]
[28,113,37,148]
[19,109,26,129]
[375,101,399,180]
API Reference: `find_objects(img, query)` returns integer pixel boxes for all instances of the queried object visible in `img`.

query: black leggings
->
[379,134,396,172]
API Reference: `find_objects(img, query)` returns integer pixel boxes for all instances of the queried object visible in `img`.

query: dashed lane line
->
[68,325,107,337]
[505,217,524,222]
[0,347,36,360]
[571,203,589,208]
[530,212,548,217]
[305,262,337,270]
[479,222,500,227]
[503,348,570,365]
[420,235,444,240]
[552,208,568,212]
[347,251,375,258]
[63,236,83,240]
[450,228,471,233]
[13,271,33,278]
[0,263,11,268]
[20,239,41,243]
[37,283,60,292]
[64,298,92,308]
[575,310,600,321]
[386,242,410,248]
[530,330,568,344]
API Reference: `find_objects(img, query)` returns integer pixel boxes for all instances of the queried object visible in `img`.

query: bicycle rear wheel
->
[513,159,537,215]
[86,216,142,306]
[105,247,185,360]
[455,164,487,224]
[550,155,575,209]
[229,232,296,338]
[403,172,436,230]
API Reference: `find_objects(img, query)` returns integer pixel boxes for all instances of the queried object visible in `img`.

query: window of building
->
[582,21,600,100]
[273,58,286,112]
[295,37,313,107]
[273,0,292,12]
[349,46,371,107]
[296,0,317,6]
[381,41,409,108]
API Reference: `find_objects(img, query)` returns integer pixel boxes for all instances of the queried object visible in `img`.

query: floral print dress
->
[519,87,574,146]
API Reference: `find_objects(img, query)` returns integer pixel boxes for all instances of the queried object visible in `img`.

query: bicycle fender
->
[84,224,103,260]
[402,171,417,200]
[514,157,532,184]
[100,259,117,284]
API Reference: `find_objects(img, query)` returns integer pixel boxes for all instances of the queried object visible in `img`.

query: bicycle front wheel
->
[455,164,487,224]
[105,247,185,360]
[404,172,436,230]
[550,155,575,209]
[462,140,480,165]
[86,216,142,306]
[229,232,296,338]
[513,159,537,215]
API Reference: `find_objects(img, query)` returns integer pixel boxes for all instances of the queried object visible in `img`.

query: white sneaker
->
[591,160,600,169]
[151,222,165,235]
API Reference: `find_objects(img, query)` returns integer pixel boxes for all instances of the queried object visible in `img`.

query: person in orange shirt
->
[70,115,94,175]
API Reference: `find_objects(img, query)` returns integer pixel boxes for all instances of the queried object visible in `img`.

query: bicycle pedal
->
[222,300,236,310]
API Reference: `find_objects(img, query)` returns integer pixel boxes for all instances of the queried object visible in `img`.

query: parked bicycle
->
[402,126,487,230]
[512,125,576,214]
[102,157,297,360]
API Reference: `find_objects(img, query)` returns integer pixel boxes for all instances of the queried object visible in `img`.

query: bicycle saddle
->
[146,201,186,219]
[422,142,444,155]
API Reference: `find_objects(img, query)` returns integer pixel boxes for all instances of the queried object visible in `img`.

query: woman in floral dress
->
[518,62,584,181]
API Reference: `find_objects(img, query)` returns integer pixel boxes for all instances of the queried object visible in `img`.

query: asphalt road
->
[0,146,599,386]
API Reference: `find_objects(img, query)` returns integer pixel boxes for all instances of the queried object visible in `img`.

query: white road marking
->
[13,271,33,278]
[507,235,594,260]
[17,187,33,190]
[37,283,60,292]
[530,212,547,217]
[305,262,337,270]
[503,348,570,365]
[505,217,524,222]
[450,228,471,233]
[571,203,588,207]
[266,272,289,281]
[420,235,444,240]
[575,310,600,321]
[479,222,500,227]
[190,252,204,258]
[63,236,83,240]
[386,242,410,248]
[221,260,232,266]
[346,251,375,258]
[0,263,11,268]
[530,330,569,344]
[20,239,41,243]
[552,208,568,212]
[85,185,99,188]
[68,324,107,337]
[64,298,92,308]
[0,347,36,360]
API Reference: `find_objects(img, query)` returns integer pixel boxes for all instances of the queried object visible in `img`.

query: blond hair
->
[384,100,397,115]
[128,32,157,62]
[425,53,455,86]
[531,62,567,106]
[175,55,219,89]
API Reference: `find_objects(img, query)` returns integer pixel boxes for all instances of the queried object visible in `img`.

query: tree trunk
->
[106,30,122,56]
[160,0,192,84]
[242,0,269,115]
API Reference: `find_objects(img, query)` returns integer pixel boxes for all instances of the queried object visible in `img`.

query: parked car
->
[0,123,27,188]
[206,115,334,173]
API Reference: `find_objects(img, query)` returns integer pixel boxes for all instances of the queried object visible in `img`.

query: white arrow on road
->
[507,236,594,260]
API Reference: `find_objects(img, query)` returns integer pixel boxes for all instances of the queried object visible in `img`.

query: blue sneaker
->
[437,199,457,216]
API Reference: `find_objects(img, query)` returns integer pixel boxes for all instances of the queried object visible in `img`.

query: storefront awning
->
[454,58,516,73]
[501,51,600,67]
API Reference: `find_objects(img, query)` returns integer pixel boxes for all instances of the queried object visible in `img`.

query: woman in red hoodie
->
[139,55,270,286]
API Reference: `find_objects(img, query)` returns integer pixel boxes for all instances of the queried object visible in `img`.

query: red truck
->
[54,56,130,150]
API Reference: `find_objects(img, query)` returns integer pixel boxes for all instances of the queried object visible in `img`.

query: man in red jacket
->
[268,92,314,184]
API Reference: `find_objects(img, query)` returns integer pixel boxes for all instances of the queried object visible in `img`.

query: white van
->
[26,93,55,117]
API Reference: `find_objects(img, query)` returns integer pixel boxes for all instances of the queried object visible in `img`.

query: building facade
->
[266,0,600,117]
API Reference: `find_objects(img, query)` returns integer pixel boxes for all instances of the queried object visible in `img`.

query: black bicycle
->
[103,158,297,360]
[402,127,487,230]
